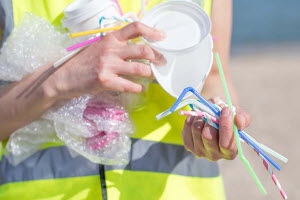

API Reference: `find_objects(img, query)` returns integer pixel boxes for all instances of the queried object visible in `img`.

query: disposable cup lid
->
[62,0,112,28]
[141,1,211,53]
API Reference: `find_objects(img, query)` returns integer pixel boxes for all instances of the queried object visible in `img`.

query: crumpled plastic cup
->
[141,1,213,98]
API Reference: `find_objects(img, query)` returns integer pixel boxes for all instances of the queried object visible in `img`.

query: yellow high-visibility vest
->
[0,0,225,199]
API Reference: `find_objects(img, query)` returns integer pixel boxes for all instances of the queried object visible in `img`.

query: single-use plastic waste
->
[0,13,143,165]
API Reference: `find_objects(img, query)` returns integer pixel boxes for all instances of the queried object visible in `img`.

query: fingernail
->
[239,115,246,127]
[215,97,222,104]
[195,122,202,130]
[222,107,231,117]
[141,85,146,92]
[186,116,193,125]
[193,120,204,131]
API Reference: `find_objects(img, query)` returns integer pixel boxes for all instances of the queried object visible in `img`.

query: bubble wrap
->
[1,13,138,165]
[0,13,74,81]
[5,120,61,165]
[44,93,135,165]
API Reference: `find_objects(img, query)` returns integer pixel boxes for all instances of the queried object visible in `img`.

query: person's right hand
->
[46,22,166,100]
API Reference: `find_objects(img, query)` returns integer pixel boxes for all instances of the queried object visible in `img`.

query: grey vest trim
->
[0,0,14,44]
[0,139,219,185]
[0,146,100,185]
[106,139,219,177]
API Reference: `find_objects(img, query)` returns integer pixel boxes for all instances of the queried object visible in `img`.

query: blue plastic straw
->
[239,130,280,170]
[172,87,281,171]
[170,87,220,115]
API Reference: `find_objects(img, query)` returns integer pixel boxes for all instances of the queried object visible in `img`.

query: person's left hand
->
[181,98,252,161]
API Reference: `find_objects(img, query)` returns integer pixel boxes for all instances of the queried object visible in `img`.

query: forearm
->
[201,0,238,105]
[0,63,57,140]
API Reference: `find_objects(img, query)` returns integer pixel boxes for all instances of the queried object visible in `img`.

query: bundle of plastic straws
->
[156,53,288,199]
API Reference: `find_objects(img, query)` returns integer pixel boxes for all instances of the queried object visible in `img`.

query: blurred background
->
[219,0,300,199]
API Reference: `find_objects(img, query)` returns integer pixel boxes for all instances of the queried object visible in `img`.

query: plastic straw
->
[183,113,287,199]
[138,0,150,18]
[215,52,267,194]
[239,130,281,171]
[166,85,280,170]
[53,46,86,68]
[99,16,134,25]
[186,111,287,199]
[169,87,220,115]
[178,110,219,124]
[156,99,217,120]
[179,110,287,164]
[244,133,288,163]
[69,26,124,38]
[67,36,101,52]
[113,0,123,16]
[245,141,288,199]
[189,99,283,168]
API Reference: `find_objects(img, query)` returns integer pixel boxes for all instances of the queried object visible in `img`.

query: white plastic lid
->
[62,0,113,28]
[141,1,211,53]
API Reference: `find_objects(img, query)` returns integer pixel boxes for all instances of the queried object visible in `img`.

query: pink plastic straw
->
[113,0,123,16]
[137,0,150,18]
[178,110,219,124]
[67,36,101,52]
[247,142,288,200]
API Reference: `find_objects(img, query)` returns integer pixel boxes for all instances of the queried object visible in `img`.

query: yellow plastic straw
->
[69,26,125,38]
[215,53,267,195]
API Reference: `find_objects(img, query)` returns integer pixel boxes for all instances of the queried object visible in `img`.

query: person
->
[0,0,251,199]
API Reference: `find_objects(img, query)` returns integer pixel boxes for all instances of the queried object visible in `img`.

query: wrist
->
[39,63,64,104]
[42,60,76,101]
[41,75,59,104]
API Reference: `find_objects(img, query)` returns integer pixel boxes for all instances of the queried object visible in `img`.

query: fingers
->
[182,116,195,152]
[191,118,206,158]
[151,48,167,66]
[98,74,143,93]
[201,123,220,161]
[119,44,166,66]
[116,61,153,78]
[208,98,216,104]
[181,99,249,161]
[114,22,166,41]
[235,108,252,130]
[219,107,237,159]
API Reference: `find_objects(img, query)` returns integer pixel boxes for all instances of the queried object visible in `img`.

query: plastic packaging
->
[0,13,135,165]
[62,0,121,33]
[141,1,213,98]
[5,120,61,165]
[0,13,74,81]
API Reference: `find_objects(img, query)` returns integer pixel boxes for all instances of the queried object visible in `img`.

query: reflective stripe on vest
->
[1,139,218,184]
[0,143,225,200]
[0,1,226,200]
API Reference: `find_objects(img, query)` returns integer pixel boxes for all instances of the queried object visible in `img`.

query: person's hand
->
[46,22,166,100]
[181,98,252,161]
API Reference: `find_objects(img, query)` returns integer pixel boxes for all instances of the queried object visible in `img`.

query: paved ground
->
[219,43,300,199]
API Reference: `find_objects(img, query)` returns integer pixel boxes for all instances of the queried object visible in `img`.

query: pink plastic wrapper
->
[83,98,128,151]
[47,92,135,165]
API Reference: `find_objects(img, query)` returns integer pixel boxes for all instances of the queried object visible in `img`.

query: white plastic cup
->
[61,0,121,33]
[141,1,213,99]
